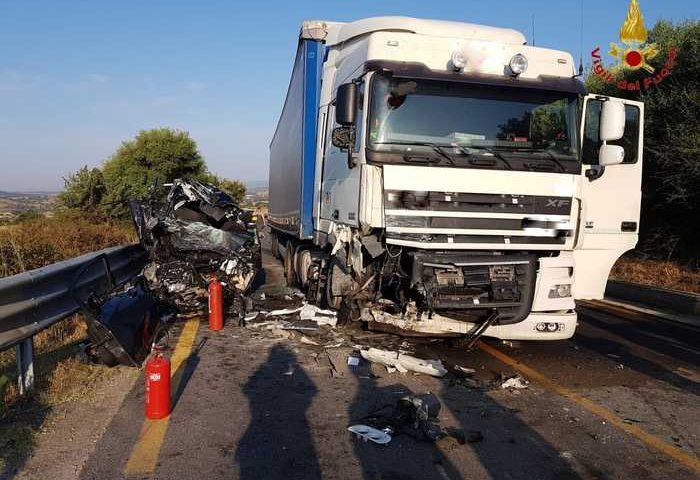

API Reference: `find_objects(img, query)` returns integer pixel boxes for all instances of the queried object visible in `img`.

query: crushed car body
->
[130,178,261,311]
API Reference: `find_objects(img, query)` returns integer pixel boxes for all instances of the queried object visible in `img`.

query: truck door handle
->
[332,209,339,220]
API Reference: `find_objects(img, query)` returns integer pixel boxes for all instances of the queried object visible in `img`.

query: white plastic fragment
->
[266,302,338,327]
[347,425,392,445]
[347,356,360,366]
[501,375,529,390]
[359,347,447,377]
[454,365,476,375]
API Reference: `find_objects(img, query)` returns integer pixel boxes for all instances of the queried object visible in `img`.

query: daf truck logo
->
[546,199,570,208]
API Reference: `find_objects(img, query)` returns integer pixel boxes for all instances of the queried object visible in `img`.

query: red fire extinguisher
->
[209,274,223,331]
[145,346,170,420]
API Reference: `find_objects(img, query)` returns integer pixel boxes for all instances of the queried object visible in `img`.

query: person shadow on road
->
[235,344,321,480]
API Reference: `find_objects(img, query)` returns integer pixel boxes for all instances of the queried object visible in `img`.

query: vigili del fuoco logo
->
[591,0,678,91]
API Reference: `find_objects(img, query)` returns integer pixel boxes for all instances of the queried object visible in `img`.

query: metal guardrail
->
[0,244,146,394]
[606,280,700,317]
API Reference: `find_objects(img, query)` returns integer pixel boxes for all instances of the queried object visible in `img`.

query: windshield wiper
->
[525,149,570,173]
[373,141,456,166]
[455,145,513,170]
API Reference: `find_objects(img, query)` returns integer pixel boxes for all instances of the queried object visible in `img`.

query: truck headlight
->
[548,284,571,298]
[509,53,528,76]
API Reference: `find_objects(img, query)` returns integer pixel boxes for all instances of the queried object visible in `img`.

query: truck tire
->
[284,242,296,287]
[324,257,347,310]
[295,249,313,287]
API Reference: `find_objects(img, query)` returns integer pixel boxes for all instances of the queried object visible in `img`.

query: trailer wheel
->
[284,242,296,287]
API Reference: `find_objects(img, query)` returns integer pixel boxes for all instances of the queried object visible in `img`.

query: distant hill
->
[0,191,58,217]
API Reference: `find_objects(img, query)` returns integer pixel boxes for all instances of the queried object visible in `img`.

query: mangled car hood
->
[130,178,260,311]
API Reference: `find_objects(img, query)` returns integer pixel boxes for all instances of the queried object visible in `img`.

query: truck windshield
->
[367,75,580,173]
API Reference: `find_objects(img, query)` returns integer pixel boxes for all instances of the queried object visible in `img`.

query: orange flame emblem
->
[609,0,658,72]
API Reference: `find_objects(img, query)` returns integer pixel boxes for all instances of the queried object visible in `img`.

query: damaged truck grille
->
[410,252,536,324]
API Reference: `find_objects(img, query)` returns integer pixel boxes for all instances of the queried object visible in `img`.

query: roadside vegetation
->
[0,128,247,471]
[0,212,137,470]
[587,20,700,266]
[586,20,700,292]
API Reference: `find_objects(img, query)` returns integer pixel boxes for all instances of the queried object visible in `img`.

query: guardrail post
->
[16,337,35,395]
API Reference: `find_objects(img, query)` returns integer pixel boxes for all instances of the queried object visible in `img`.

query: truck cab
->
[268,17,643,341]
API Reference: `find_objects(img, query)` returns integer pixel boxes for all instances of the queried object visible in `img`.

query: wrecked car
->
[130,179,261,311]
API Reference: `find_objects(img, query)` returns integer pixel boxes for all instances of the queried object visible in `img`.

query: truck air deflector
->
[300,39,324,239]
[268,39,323,238]
[364,60,586,94]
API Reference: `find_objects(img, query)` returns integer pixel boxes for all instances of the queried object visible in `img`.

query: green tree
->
[586,20,700,263]
[218,178,247,204]
[58,166,107,214]
[199,173,247,204]
[102,128,207,217]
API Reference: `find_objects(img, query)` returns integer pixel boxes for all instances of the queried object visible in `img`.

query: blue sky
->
[0,0,696,191]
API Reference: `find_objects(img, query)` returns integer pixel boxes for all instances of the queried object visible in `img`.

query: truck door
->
[572,95,644,299]
[319,82,365,228]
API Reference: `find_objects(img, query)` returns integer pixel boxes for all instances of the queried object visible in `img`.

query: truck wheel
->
[296,249,313,287]
[284,242,296,287]
[324,257,347,310]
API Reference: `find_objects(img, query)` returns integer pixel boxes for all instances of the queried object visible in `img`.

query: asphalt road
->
[11,242,700,480]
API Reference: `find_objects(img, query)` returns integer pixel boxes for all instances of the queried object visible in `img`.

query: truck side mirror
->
[335,83,357,126]
[598,144,625,166]
[600,101,625,142]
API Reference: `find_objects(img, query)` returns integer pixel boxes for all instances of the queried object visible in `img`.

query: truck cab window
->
[582,100,640,165]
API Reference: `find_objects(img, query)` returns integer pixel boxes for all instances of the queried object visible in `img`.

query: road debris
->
[353,393,470,444]
[453,365,476,375]
[129,178,260,312]
[359,348,447,377]
[266,302,338,327]
[347,425,392,445]
[78,277,160,367]
[500,374,530,390]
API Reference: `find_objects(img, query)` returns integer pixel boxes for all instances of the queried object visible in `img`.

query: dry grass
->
[0,211,136,277]
[610,257,700,294]
[0,213,138,470]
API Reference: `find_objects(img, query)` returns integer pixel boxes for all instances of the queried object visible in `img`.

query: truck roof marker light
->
[450,50,467,72]
[508,53,528,76]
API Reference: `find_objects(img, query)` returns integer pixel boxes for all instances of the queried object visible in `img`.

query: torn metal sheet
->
[129,179,260,311]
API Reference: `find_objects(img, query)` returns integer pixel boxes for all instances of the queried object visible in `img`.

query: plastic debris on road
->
[347,425,392,445]
[500,374,530,390]
[266,302,338,327]
[359,347,447,377]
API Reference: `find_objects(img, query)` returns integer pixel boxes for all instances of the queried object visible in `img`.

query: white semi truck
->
[268,17,643,341]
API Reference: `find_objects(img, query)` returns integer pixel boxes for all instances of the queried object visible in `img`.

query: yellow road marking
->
[479,342,700,475]
[124,318,200,476]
